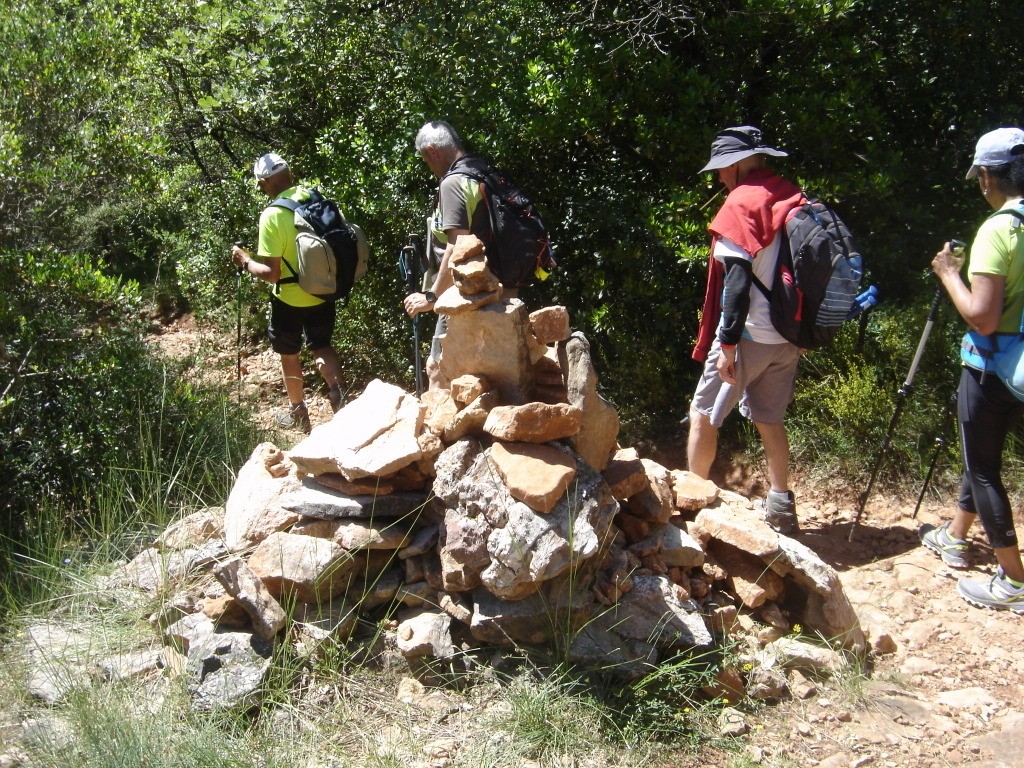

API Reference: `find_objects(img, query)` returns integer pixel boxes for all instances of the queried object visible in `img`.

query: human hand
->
[403,292,435,317]
[931,242,965,278]
[716,345,737,385]
[230,244,250,269]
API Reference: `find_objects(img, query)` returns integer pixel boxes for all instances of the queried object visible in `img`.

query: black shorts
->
[268,296,336,355]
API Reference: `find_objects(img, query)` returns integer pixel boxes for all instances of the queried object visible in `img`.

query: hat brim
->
[699,147,788,174]
[965,164,980,180]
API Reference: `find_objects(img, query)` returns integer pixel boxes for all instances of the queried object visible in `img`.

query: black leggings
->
[957,366,1024,549]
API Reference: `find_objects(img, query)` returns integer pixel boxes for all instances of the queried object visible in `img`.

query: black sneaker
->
[275,402,311,434]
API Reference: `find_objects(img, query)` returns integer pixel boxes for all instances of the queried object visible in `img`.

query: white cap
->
[966,127,1024,179]
[253,152,288,180]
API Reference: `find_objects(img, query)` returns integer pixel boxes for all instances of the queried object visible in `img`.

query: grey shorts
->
[691,338,799,426]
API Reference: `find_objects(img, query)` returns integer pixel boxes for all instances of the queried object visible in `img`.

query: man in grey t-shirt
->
[403,120,500,388]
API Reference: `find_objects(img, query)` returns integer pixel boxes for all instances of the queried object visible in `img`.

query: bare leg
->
[947,508,976,541]
[280,353,305,405]
[687,409,718,479]
[426,356,442,390]
[754,421,790,492]
[311,345,342,388]
[994,546,1024,583]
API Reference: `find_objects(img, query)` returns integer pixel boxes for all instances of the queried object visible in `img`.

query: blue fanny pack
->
[962,328,1024,400]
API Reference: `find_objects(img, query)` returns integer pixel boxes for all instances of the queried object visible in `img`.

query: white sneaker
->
[957,567,1024,614]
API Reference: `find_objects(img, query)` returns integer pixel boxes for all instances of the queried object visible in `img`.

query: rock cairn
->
[106,235,866,711]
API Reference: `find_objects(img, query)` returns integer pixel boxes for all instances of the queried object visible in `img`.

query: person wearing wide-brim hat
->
[920,127,1024,613]
[687,125,805,534]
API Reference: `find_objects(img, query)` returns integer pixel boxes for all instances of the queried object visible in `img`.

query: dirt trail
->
[151,314,1023,768]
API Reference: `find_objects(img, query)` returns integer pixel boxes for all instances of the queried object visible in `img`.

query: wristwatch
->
[424,291,437,303]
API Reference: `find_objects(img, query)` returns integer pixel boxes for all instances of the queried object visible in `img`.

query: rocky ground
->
[22,313,1023,768]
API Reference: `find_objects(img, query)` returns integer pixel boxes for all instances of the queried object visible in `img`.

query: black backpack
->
[753,198,863,349]
[443,155,555,288]
[271,189,368,302]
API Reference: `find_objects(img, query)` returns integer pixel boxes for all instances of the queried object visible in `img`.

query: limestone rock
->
[421,388,459,436]
[200,595,250,628]
[532,350,567,403]
[449,233,485,265]
[434,439,617,601]
[155,507,224,550]
[451,253,501,295]
[212,557,286,640]
[289,379,424,480]
[442,390,498,443]
[281,477,427,520]
[483,402,582,443]
[655,523,705,568]
[561,332,619,471]
[670,470,720,512]
[487,441,577,514]
[529,306,571,344]
[111,543,225,593]
[291,517,413,551]
[312,472,394,497]
[693,506,865,651]
[623,458,674,524]
[759,636,849,676]
[186,631,273,711]
[708,540,785,609]
[438,298,533,405]
[606,575,714,650]
[396,610,455,659]
[223,442,304,552]
[450,374,490,406]
[469,576,595,646]
[434,284,502,315]
[247,532,359,604]
[439,508,492,592]
[602,447,648,501]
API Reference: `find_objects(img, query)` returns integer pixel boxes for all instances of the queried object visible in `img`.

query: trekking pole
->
[850,285,943,541]
[397,234,426,396]
[850,241,962,541]
[912,388,959,519]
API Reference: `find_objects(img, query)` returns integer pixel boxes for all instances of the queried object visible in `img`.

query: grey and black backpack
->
[753,198,863,349]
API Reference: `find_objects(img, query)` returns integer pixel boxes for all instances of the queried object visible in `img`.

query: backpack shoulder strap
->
[266,196,302,282]
[270,197,300,213]
[749,200,800,301]
[990,206,1024,224]
[442,154,493,182]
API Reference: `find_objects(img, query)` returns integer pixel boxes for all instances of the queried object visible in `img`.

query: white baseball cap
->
[966,127,1024,179]
[253,152,289,180]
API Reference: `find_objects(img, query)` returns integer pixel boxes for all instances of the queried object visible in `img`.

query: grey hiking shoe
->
[759,489,799,535]
[328,384,343,413]
[920,522,969,569]
[957,567,1024,614]
[275,402,311,434]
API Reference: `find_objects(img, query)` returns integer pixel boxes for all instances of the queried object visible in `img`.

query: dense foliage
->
[3,0,1023,527]
[0,250,266,598]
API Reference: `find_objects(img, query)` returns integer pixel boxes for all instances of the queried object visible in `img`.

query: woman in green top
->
[922,127,1024,614]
